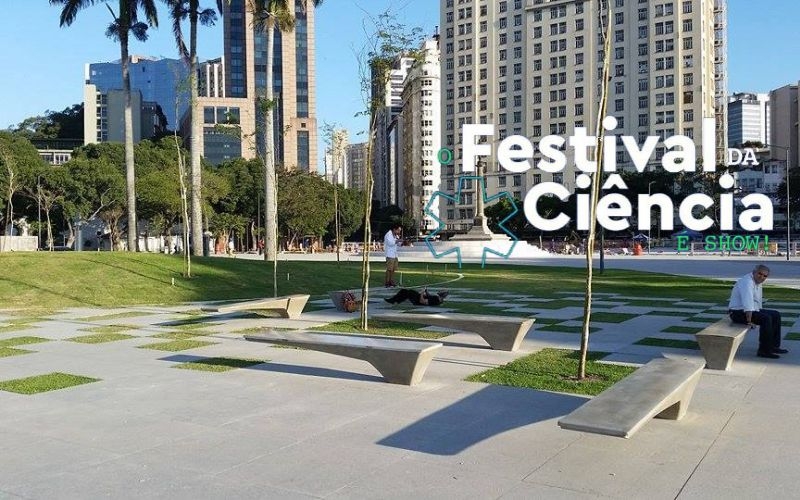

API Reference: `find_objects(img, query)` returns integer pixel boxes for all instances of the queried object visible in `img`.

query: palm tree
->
[248,0,323,264]
[51,0,159,252]
[164,0,224,257]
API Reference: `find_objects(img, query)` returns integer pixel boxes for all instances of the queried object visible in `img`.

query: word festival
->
[461,117,773,233]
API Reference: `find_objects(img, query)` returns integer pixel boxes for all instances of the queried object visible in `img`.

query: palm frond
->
[138,0,159,28]
[199,8,218,26]
[130,21,150,42]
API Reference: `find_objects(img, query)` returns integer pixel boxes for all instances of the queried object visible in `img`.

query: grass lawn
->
[785,333,800,341]
[644,310,693,317]
[149,331,210,340]
[67,333,136,344]
[79,324,138,335]
[634,337,700,350]
[465,348,636,396]
[73,311,156,322]
[137,339,216,351]
[0,254,797,314]
[0,372,100,395]
[661,325,705,334]
[0,347,34,358]
[537,324,601,334]
[312,319,450,340]
[0,336,50,347]
[574,312,637,323]
[173,357,266,372]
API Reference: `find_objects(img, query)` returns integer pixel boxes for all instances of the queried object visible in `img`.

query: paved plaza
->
[1,257,800,499]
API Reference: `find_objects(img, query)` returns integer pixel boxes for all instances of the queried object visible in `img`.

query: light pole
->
[762,144,791,260]
[647,181,655,254]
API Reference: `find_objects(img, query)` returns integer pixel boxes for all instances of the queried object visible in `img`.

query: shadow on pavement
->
[377,384,585,455]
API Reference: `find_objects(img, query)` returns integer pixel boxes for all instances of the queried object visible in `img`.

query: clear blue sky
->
[0,0,797,170]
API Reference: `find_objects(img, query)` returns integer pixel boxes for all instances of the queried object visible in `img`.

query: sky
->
[0,0,798,170]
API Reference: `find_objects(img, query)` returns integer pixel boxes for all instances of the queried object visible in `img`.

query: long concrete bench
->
[244,330,442,385]
[201,294,309,319]
[372,312,534,351]
[558,357,705,438]
[695,318,749,370]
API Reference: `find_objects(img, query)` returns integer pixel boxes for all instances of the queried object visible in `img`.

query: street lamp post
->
[647,181,655,254]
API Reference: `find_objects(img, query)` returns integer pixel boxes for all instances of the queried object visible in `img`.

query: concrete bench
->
[558,357,704,438]
[372,312,535,351]
[201,294,309,319]
[244,330,442,385]
[695,318,749,370]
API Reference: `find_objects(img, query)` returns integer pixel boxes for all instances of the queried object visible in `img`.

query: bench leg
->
[283,296,309,319]
[654,369,703,420]
[362,349,439,386]
[697,335,746,370]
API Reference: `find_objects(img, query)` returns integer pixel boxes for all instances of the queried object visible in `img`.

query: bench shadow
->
[158,354,384,383]
[377,385,585,455]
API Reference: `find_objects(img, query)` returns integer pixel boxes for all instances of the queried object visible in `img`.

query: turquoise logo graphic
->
[424,175,519,268]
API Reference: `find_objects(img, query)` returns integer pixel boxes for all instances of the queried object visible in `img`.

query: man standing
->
[728,264,786,359]
[384,223,402,287]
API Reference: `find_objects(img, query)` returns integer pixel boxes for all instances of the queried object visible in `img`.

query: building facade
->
[440,0,725,231]
[400,36,442,233]
[346,142,368,192]
[83,86,167,145]
[85,56,188,130]
[217,0,318,171]
[769,83,799,169]
[324,129,349,186]
[727,92,770,147]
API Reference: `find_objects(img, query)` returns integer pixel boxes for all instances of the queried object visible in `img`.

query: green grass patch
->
[465,348,635,396]
[578,312,637,323]
[521,299,585,310]
[67,333,136,344]
[0,336,49,347]
[538,324,601,334]
[644,310,692,317]
[2,255,798,314]
[79,324,138,335]
[622,299,677,307]
[0,319,42,334]
[232,327,295,335]
[0,372,100,395]
[661,325,705,334]
[312,319,449,340]
[174,357,266,372]
[149,331,209,340]
[782,320,796,326]
[74,311,155,322]
[0,347,34,358]
[634,337,700,350]
[137,339,216,351]
[784,332,800,341]
[435,301,534,316]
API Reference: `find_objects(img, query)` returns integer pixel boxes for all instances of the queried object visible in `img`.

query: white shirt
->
[728,272,762,312]
[384,230,398,259]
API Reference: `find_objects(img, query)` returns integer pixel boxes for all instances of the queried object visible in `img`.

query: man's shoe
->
[757,351,780,359]
[774,348,789,354]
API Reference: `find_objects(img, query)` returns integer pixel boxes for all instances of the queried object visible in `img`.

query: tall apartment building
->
[346,142,368,191]
[400,36,442,233]
[727,92,769,147]
[440,0,724,230]
[219,0,317,171]
[85,56,188,130]
[769,83,799,169]
[324,129,349,186]
[83,87,167,145]
[371,56,416,207]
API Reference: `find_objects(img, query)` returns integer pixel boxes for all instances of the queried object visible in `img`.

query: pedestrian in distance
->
[384,223,402,287]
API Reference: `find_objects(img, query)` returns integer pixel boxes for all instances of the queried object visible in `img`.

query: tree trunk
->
[121,33,138,252]
[189,9,203,257]
[359,132,375,330]
[264,21,278,263]
[578,7,613,379]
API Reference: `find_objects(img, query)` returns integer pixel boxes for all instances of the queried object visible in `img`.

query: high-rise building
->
[440,0,724,230]
[727,92,770,147]
[769,83,799,169]
[400,36,442,233]
[371,56,415,207]
[218,0,318,171]
[346,142,368,192]
[83,86,167,144]
[85,56,188,130]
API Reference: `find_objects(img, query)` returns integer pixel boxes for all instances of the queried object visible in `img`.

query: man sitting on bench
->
[385,288,449,306]
[728,264,787,359]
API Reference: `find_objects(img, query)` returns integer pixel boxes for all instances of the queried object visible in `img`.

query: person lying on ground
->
[384,288,449,306]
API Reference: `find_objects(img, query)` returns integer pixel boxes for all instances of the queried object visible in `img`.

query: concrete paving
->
[1,268,800,499]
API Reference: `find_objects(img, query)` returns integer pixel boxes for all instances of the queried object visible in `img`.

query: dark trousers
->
[729,309,782,353]
[386,289,422,305]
